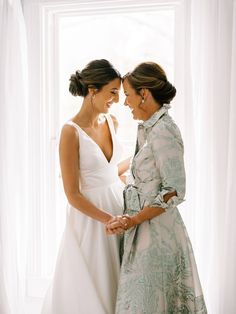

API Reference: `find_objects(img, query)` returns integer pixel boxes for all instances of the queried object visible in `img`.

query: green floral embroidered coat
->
[116,105,207,314]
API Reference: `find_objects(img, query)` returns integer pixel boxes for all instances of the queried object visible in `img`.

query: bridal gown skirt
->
[41,115,125,314]
[41,180,124,314]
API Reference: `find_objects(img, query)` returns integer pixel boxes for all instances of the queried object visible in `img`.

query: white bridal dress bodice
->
[41,114,124,314]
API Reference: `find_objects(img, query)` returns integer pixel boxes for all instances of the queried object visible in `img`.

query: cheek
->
[132,99,140,110]
[128,96,137,106]
[98,94,108,104]
[106,94,113,102]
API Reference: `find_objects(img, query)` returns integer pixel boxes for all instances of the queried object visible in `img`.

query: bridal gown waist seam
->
[81,179,121,192]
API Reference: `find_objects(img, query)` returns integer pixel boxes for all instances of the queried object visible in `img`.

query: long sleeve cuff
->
[148,188,185,210]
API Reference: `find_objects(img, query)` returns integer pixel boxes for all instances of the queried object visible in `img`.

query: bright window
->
[59,11,175,155]
[23,1,180,307]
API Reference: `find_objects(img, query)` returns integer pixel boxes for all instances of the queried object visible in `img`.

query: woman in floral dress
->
[107,62,207,314]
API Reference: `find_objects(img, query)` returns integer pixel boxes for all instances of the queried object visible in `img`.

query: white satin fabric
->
[41,114,124,314]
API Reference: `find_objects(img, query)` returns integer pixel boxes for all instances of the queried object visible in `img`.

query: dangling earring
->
[138,97,145,108]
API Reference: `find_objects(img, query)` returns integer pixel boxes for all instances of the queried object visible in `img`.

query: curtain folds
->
[0,0,29,313]
[0,0,235,313]
[220,2,236,313]
[181,0,236,312]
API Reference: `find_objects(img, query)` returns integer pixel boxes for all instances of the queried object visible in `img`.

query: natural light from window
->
[58,10,174,156]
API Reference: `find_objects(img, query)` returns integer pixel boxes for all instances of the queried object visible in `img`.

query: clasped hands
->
[105,214,135,235]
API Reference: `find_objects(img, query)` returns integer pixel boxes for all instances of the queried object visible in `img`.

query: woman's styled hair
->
[69,59,121,97]
[123,62,176,105]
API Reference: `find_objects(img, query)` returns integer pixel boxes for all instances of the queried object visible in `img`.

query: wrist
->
[101,213,113,224]
[122,214,140,229]
[132,214,142,226]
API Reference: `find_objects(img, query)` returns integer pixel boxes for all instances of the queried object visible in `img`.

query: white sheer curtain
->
[0,0,236,313]
[220,1,236,312]
[0,0,28,313]
[176,0,236,312]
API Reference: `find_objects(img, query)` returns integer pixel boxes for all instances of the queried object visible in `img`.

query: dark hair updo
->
[69,59,121,97]
[123,62,176,105]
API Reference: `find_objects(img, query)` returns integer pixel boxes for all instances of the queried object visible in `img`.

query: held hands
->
[105,214,136,235]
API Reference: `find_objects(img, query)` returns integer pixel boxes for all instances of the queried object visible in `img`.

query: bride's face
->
[92,78,121,113]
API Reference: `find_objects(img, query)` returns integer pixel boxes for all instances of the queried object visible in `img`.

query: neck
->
[142,103,162,121]
[74,98,102,128]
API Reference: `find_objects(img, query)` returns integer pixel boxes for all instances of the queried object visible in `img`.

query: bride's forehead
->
[104,78,121,90]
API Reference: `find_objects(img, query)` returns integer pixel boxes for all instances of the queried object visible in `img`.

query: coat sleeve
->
[147,120,186,210]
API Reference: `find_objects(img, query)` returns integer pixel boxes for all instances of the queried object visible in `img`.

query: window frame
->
[23,0,188,298]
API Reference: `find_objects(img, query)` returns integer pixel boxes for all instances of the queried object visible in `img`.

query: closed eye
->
[111,90,119,95]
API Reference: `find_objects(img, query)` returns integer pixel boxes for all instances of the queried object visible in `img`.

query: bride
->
[41,59,129,314]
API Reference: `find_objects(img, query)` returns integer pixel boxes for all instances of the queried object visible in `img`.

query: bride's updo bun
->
[69,71,85,96]
[69,59,121,97]
[123,62,176,105]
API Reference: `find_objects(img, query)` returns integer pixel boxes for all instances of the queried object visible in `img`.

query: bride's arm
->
[118,157,131,176]
[60,124,118,224]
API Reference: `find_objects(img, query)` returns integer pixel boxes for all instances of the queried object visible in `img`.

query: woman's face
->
[93,78,121,113]
[123,78,144,120]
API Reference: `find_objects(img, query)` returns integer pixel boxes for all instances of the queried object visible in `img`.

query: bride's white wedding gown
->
[41,114,124,314]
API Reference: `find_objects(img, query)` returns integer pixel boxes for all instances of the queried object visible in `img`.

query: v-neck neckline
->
[71,115,114,164]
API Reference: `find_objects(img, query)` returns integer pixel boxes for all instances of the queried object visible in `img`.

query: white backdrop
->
[0,0,236,313]
[185,1,236,312]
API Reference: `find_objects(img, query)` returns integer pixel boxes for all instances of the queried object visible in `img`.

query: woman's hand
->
[121,214,137,230]
[106,216,125,235]
[105,214,137,235]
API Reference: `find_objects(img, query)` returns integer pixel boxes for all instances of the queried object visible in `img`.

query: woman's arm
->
[147,122,186,210]
[60,124,114,224]
[107,121,185,233]
[123,123,185,230]
[124,191,177,229]
[106,191,176,233]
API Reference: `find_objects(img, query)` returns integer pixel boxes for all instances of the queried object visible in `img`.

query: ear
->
[88,86,98,96]
[139,88,149,99]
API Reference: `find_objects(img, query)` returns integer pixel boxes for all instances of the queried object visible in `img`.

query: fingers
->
[105,214,133,235]
[107,216,124,229]
[105,215,126,235]
[107,227,124,235]
[107,216,121,224]
[106,225,124,235]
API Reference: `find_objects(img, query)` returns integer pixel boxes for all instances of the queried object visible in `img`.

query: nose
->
[124,97,129,106]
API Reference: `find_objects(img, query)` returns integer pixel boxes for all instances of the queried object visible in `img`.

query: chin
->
[132,113,138,120]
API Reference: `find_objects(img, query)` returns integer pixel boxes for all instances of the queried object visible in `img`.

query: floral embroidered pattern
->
[116,107,207,314]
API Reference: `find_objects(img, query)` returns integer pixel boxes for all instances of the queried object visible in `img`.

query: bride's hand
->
[105,216,126,235]
[105,214,136,235]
